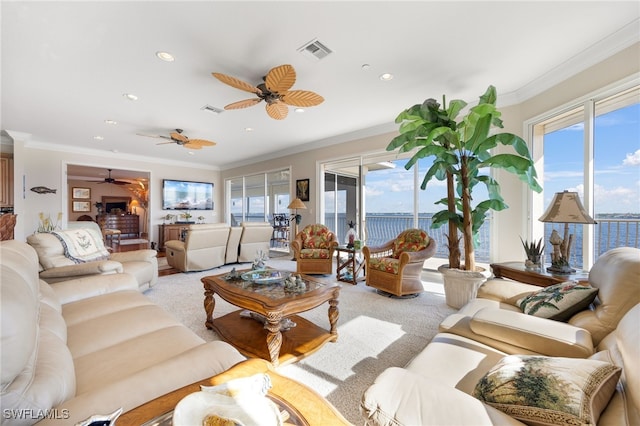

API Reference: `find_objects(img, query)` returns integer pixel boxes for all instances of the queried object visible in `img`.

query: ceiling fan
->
[90,169,130,185]
[212,64,324,120]
[137,129,216,150]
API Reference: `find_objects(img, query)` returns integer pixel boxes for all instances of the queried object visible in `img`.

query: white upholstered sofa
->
[0,240,246,426]
[237,221,274,263]
[361,247,640,425]
[26,222,158,290]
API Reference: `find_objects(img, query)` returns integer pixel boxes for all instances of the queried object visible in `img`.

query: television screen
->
[162,179,214,210]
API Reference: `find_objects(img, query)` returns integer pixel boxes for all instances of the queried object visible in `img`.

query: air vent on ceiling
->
[201,105,224,114]
[297,38,333,61]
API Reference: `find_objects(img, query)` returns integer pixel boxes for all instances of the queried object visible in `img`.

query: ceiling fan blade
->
[265,64,296,93]
[188,139,216,147]
[266,101,288,120]
[156,141,176,145]
[225,98,262,110]
[183,143,203,150]
[212,72,261,94]
[170,132,189,143]
[136,132,171,140]
[281,90,325,107]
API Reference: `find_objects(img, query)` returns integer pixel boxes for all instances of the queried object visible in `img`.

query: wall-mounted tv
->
[162,179,214,210]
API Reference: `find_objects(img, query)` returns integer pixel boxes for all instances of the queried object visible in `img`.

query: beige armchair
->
[238,221,274,263]
[165,223,231,272]
[26,223,158,290]
[363,228,436,297]
[291,224,338,275]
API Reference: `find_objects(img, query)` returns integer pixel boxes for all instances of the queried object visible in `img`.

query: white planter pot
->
[438,265,491,309]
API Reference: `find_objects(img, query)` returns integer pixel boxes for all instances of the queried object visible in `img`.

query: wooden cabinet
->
[0,155,14,208]
[0,214,17,241]
[97,214,139,239]
[158,224,189,251]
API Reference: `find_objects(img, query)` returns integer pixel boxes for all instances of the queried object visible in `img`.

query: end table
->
[490,261,589,287]
[336,245,365,285]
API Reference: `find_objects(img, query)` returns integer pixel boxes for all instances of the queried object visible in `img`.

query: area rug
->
[144,260,454,425]
[119,238,149,245]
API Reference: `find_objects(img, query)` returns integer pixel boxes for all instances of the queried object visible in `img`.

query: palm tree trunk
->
[460,157,475,271]
[446,170,461,269]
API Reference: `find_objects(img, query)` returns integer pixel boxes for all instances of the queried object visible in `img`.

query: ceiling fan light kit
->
[212,64,324,120]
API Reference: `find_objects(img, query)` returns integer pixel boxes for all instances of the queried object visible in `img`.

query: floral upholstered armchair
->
[363,228,436,297]
[291,224,339,274]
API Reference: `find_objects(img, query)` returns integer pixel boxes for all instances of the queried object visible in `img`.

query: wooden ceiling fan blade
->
[188,139,216,146]
[281,90,325,107]
[183,143,203,150]
[266,102,288,120]
[212,72,261,94]
[225,98,262,110]
[170,132,189,143]
[265,64,296,93]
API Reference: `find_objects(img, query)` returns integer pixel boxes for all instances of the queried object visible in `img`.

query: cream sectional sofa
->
[361,247,640,425]
[26,222,158,290]
[0,240,246,426]
[165,222,275,272]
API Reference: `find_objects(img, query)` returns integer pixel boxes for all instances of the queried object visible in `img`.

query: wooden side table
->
[118,358,352,426]
[335,246,365,285]
[490,261,589,287]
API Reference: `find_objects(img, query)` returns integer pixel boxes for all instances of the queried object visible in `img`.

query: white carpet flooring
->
[144,258,455,425]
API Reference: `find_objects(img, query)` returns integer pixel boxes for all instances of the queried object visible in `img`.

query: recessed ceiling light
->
[294,108,305,113]
[93,136,104,140]
[361,64,371,70]
[104,119,117,125]
[111,149,119,153]
[123,93,138,101]
[156,51,175,62]
[188,151,194,155]
[379,73,394,81]
[245,127,253,132]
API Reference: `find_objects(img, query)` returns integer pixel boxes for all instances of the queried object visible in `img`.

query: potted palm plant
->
[387,85,542,307]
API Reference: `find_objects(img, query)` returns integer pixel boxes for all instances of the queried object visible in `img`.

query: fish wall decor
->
[30,186,57,194]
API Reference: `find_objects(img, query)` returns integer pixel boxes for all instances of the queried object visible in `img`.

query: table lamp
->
[539,190,597,274]
[287,198,307,237]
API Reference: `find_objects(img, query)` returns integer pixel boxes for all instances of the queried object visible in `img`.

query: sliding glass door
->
[225,168,290,225]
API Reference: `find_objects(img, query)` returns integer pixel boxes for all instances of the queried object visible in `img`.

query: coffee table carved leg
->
[264,311,283,367]
[328,298,339,338]
[204,287,216,330]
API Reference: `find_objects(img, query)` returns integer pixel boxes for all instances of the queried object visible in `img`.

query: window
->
[530,82,640,269]
[225,168,290,225]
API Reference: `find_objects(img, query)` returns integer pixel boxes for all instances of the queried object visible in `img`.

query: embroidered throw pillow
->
[516,281,598,321]
[473,355,621,426]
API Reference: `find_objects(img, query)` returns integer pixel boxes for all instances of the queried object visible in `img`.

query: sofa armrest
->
[361,367,523,426]
[164,240,185,252]
[39,260,123,281]
[477,278,541,305]
[50,273,139,304]
[469,308,594,358]
[110,249,157,263]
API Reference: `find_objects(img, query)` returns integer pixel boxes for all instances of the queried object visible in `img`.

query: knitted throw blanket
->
[52,228,110,263]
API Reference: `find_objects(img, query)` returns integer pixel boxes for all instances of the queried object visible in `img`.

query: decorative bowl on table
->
[241,269,291,284]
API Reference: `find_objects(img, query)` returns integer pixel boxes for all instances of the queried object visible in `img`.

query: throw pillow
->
[516,281,598,322]
[473,355,621,426]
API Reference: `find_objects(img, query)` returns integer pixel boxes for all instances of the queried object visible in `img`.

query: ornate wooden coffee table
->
[118,358,352,425]
[202,270,340,367]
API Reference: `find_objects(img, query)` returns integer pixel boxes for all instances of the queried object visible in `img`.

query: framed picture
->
[296,179,310,201]
[72,187,91,199]
[72,201,91,212]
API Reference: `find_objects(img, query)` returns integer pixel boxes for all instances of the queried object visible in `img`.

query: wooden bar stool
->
[104,228,121,245]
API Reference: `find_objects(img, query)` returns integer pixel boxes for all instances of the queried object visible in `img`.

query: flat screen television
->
[162,179,214,210]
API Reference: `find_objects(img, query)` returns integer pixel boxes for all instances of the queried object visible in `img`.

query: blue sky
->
[365,102,639,215]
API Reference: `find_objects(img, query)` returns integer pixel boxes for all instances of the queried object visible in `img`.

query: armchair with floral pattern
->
[291,224,339,274]
[363,228,436,297]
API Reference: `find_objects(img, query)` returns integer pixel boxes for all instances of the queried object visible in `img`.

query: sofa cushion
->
[368,257,400,274]
[52,228,110,263]
[473,354,621,426]
[516,282,598,321]
[392,229,429,259]
[26,232,76,269]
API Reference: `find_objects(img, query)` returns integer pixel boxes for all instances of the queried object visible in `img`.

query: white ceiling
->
[3,1,639,175]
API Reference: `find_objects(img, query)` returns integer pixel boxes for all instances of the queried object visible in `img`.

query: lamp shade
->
[287,198,307,210]
[539,191,597,224]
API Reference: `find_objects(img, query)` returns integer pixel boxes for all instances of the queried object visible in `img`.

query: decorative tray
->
[241,269,291,284]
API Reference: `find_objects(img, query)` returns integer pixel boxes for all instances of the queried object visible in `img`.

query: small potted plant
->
[520,237,544,270]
